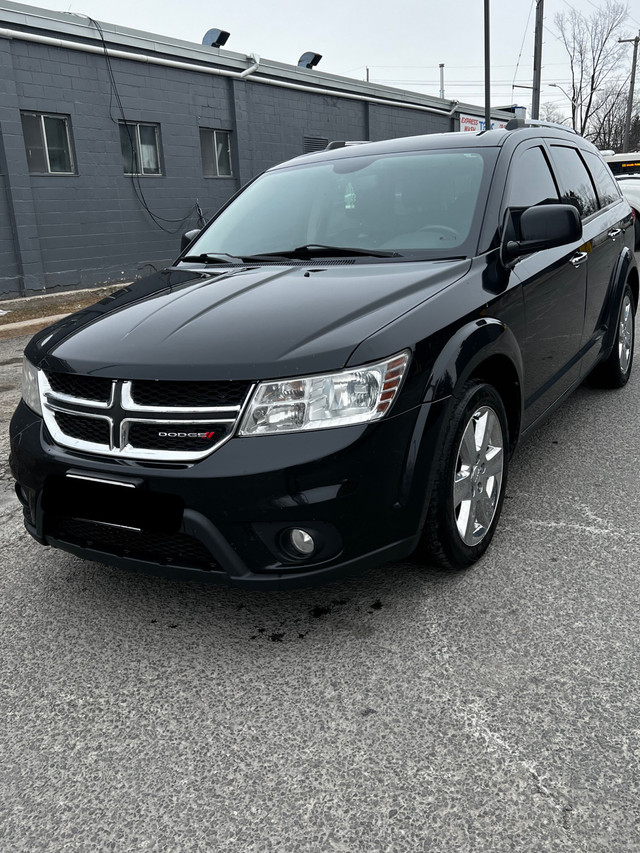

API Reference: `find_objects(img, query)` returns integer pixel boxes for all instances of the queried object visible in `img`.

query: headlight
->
[22,357,42,415]
[239,351,409,436]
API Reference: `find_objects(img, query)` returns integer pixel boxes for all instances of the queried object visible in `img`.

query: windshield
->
[185,148,495,260]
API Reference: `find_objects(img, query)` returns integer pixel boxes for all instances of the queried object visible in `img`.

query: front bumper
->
[10,398,448,588]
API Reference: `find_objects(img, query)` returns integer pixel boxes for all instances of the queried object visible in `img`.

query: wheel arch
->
[627,261,639,312]
[467,355,522,453]
[602,247,639,355]
[424,318,524,451]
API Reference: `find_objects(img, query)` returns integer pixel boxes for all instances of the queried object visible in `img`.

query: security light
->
[298,52,322,69]
[202,29,230,48]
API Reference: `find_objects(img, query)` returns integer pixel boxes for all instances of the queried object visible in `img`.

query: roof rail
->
[505,118,577,134]
[325,140,369,150]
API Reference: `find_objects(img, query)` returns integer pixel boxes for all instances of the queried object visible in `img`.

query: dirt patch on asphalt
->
[0,285,123,328]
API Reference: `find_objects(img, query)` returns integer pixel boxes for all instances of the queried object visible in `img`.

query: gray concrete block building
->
[0,0,513,297]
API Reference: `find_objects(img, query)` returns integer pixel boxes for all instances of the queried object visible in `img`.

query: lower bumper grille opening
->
[46,516,222,573]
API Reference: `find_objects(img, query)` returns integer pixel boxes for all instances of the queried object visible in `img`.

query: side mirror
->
[181,228,201,252]
[501,204,583,266]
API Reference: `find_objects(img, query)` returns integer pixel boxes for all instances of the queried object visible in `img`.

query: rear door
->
[547,144,627,377]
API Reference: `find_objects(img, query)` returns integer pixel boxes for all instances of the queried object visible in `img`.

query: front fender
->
[424,317,524,404]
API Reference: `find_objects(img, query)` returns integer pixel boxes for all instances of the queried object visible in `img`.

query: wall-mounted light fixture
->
[298,52,322,69]
[202,29,230,48]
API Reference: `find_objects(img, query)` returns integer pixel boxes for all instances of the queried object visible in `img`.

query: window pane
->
[43,115,72,173]
[583,151,621,208]
[199,128,216,176]
[550,145,599,219]
[21,113,48,173]
[119,123,137,174]
[215,131,232,176]
[139,125,160,174]
[507,147,559,208]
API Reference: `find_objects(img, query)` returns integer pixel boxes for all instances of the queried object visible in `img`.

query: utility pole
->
[484,0,491,129]
[619,32,639,152]
[531,0,544,119]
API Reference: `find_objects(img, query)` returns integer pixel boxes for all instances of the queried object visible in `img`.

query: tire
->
[417,380,509,570]
[589,284,635,389]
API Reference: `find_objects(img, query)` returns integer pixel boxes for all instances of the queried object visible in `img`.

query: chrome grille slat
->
[121,382,241,414]
[41,371,254,461]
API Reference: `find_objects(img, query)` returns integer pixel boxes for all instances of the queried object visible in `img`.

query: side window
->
[119,122,162,176]
[583,151,622,209]
[549,145,599,219]
[20,111,75,174]
[199,129,233,177]
[506,146,559,208]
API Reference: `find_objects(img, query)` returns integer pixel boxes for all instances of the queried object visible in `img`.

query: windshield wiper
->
[243,244,401,260]
[180,252,245,264]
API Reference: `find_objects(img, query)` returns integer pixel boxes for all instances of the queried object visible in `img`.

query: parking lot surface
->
[2,333,640,852]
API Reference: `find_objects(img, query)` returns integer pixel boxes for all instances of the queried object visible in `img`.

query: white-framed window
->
[119,121,162,176]
[199,128,233,177]
[20,111,75,174]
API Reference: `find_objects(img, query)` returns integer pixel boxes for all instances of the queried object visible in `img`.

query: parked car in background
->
[614,175,640,249]
[9,121,638,588]
[602,151,640,248]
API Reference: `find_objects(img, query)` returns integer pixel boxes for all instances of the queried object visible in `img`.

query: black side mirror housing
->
[181,229,201,252]
[501,204,583,266]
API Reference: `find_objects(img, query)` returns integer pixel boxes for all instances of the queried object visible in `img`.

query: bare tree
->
[539,101,571,125]
[588,81,638,149]
[554,1,630,136]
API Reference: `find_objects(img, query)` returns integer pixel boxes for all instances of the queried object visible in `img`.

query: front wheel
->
[416,381,509,570]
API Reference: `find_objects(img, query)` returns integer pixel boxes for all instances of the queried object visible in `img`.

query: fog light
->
[286,528,316,557]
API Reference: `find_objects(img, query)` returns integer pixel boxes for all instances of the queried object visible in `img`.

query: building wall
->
[0,15,482,297]
[4,38,244,293]
[0,173,19,295]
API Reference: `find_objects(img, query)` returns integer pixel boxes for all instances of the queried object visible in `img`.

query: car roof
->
[271,124,597,171]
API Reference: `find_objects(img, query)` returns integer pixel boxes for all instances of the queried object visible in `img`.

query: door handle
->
[608,228,622,239]
[570,251,588,267]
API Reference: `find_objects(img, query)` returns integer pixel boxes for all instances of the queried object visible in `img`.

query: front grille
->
[47,516,221,572]
[47,372,112,403]
[127,422,230,452]
[54,411,110,446]
[41,371,253,461]
[131,380,249,409]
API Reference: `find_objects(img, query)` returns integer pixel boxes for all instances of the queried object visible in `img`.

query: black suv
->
[9,122,638,588]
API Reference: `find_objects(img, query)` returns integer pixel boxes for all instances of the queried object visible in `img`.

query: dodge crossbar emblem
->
[158,431,216,439]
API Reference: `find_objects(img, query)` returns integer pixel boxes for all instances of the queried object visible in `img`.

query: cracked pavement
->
[1,333,640,851]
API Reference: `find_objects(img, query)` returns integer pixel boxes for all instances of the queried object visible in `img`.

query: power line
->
[512,0,536,90]
[89,16,205,234]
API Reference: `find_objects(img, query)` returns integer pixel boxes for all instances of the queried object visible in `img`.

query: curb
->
[0,283,128,312]
[0,283,128,340]
[0,313,71,340]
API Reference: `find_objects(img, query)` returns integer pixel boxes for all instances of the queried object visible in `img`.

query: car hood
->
[30,260,470,380]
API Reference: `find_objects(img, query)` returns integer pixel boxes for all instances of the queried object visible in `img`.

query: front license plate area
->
[43,475,183,533]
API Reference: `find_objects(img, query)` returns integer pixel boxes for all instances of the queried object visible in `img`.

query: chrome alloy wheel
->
[453,405,504,546]
[618,293,633,376]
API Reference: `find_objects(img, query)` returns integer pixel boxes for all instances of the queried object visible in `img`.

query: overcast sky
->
[35,0,639,115]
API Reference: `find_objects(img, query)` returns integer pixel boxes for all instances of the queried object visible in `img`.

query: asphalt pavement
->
[1,328,640,852]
